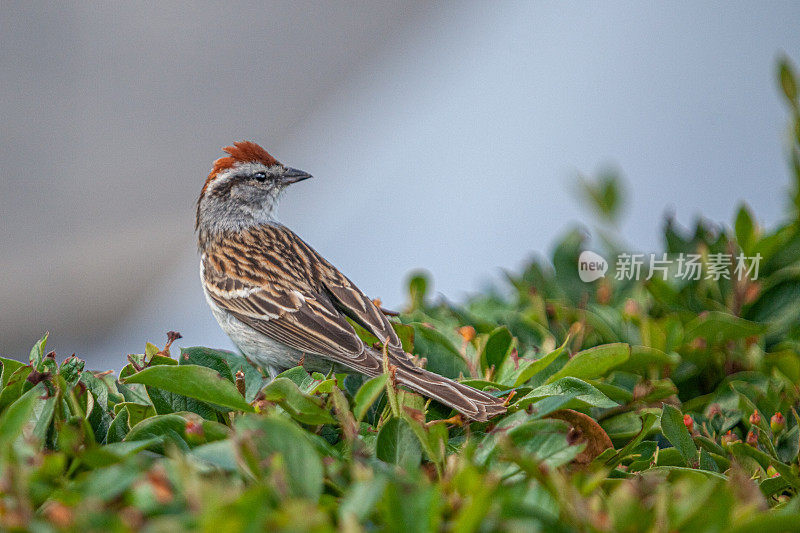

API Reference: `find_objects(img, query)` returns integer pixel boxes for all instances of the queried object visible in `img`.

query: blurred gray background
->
[2,2,799,368]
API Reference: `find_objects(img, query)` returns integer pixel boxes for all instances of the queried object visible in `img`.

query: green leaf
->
[684,311,766,344]
[31,392,56,443]
[617,346,680,373]
[0,382,45,451]
[513,338,569,386]
[145,342,160,359]
[106,402,156,444]
[123,364,253,412]
[735,203,757,254]
[522,394,575,419]
[730,383,779,457]
[339,475,388,523]
[0,357,25,390]
[410,323,470,379]
[259,377,335,424]
[81,371,112,438]
[376,417,422,471]
[274,367,336,395]
[699,448,720,472]
[275,366,316,390]
[660,404,697,466]
[578,170,624,223]
[58,355,85,387]
[695,435,726,457]
[148,354,178,366]
[83,391,110,444]
[654,447,689,467]
[602,412,658,469]
[348,318,380,348]
[517,377,618,410]
[777,424,799,463]
[590,380,633,404]
[392,323,415,353]
[210,348,269,402]
[552,229,589,304]
[115,402,156,427]
[122,412,227,454]
[545,343,630,384]
[506,418,583,468]
[760,473,792,499]
[74,463,140,501]
[190,440,239,471]
[728,441,800,489]
[407,271,429,310]
[28,333,48,367]
[779,56,798,107]
[146,385,217,419]
[115,380,151,406]
[646,465,728,482]
[601,410,656,441]
[476,413,577,469]
[179,346,235,382]
[406,419,448,466]
[118,362,139,381]
[458,378,505,391]
[744,279,800,338]
[480,326,514,373]
[0,365,32,412]
[106,406,130,444]
[235,414,324,499]
[124,413,191,453]
[380,478,441,532]
[353,374,388,422]
[80,438,162,468]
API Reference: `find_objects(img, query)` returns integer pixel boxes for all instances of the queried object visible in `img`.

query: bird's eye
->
[252,172,267,182]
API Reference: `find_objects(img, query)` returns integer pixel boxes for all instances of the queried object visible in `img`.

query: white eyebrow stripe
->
[204,162,276,193]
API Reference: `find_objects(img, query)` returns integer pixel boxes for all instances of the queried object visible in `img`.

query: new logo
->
[578,251,608,282]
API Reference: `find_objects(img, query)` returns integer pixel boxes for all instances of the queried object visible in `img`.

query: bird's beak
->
[282,167,313,185]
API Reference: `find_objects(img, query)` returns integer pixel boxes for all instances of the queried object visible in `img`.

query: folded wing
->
[202,224,506,421]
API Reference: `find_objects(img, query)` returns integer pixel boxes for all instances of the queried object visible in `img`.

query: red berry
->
[721,430,740,448]
[746,429,759,447]
[771,412,786,434]
[683,414,694,432]
[185,419,204,443]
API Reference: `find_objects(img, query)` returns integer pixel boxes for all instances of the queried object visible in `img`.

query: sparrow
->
[196,141,506,421]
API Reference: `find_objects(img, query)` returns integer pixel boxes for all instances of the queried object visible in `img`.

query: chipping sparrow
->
[196,142,506,421]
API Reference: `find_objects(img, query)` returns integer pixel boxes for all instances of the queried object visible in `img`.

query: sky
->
[2,2,799,368]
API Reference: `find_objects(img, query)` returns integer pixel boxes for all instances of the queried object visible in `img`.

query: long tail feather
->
[392,364,506,422]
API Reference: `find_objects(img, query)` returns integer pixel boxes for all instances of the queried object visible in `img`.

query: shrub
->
[2,58,800,531]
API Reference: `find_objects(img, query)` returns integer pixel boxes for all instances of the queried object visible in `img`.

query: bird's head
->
[196,141,312,241]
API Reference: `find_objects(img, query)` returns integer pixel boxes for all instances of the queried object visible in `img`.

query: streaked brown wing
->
[202,224,507,421]
[273,226,415,366]
[315,266,406,353]
[201,225,396,374]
